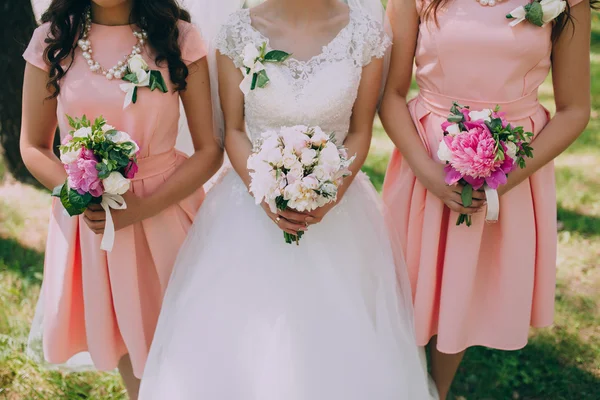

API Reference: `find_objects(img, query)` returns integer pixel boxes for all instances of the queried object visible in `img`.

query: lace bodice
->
[215,7,390,143]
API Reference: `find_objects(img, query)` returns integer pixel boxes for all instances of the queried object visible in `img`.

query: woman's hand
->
[83,192,145,234]
[419,162,486,215]
[261,202,308,236]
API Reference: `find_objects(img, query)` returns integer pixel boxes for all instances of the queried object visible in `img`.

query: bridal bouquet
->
[247,125,355,244]
[437,103,533,226]
[54,115,140,251]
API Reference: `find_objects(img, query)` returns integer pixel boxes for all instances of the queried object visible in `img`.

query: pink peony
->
[124,160,139,179]
[65,148,103,197]
[444,125,504,190]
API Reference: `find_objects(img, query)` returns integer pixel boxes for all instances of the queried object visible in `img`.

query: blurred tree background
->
[0,1,598,399]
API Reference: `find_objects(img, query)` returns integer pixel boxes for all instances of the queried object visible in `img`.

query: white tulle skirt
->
[139,169,435,399]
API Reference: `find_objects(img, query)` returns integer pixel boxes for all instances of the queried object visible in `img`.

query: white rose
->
[108,131,139,156]
[302,175,319,190]
[313,165,330,181]
[320,143,341,167]
[540,0,567,24]
[73,127,92,138]
[437,139,453,163]
[301,148,317,166]
[445,123,461,136]
[102,171,130,195]
[242,43,260,69]
[266,148,283,167]
[101,124,115,133]
[60,148,81,164]
[282,150,299,170]
[505,141,518,160]
[469,109,492,122]
[310,128,330,147]
[128,54,148,74]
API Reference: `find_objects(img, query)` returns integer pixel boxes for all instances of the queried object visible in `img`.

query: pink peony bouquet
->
[54,115,139,250]
[437,102,533,226]
[247,125,355,244]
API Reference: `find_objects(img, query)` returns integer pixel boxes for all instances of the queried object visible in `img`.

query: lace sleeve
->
[215,11,248,69]
[355,13,392,67]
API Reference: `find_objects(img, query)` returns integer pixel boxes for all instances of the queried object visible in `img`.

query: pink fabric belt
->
[133,149,180,181]
[418,89,542,121]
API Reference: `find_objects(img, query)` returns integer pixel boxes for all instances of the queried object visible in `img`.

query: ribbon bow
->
[483,185,500,223]
[120,70,151,109]
[100,193,127,251]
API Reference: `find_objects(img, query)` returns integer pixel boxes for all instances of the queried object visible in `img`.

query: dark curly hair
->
[422,0,599,43]
[40,0,192,98]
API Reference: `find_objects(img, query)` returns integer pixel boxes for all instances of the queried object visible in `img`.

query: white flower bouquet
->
[247,125,355,244]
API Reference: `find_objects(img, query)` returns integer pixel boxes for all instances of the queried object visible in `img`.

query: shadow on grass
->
[453,330,600,399]
[557,207,600,237]
[0,236,44,283]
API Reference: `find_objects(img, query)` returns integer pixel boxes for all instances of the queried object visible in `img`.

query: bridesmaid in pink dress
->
[20,0,222,397]
[380,0,592,397]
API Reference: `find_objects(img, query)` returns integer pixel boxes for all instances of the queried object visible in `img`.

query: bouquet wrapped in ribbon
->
[437,103,534,226]
[54,115,139,251]
[247,125,355,244]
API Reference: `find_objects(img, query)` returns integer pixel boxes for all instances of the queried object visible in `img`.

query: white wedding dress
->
[139,7,433,399]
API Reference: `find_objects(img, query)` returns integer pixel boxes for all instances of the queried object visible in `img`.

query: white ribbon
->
[239,61,265,95]
[100,193,127,252]
[119,69,151,109]
[507,6,527,27]
[484,184,500,223]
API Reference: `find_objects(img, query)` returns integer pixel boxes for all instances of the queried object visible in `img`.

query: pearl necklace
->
[77,9,147,80]
[475,0,504,6]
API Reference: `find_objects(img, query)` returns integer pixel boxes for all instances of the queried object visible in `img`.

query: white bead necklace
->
[475,0,505,6]
[77,9,147,80]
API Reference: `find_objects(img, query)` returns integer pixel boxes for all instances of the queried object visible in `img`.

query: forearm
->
[380,92,438,184]
[502,107,590,194]
[21,145,67,190]
[143,145,224,218]
[224,129,253,189]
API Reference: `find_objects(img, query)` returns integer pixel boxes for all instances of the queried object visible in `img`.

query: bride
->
[139,0,433,398]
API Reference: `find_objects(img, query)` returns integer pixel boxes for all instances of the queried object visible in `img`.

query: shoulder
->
[23,22,53,71]
[215,9,254,68]
[348,7,392,65]
[177,19,208,64]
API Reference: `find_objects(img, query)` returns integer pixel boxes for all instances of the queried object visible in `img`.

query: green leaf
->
[96,162,111,179]
[461,184,473,208]
[276,196,288,211]
[123,73,138,84]
[250,73,259,91]
[447,114,464,123]
[150,71,169,93]
[132,87,138,104]
[66,115,77,129]
[256,70,270,88]
[68,189,92,210]
[59,184,85,216]
[264,50,291,63]
[526,1,544,27]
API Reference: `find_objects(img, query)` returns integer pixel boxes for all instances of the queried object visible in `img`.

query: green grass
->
[0,14,599,400]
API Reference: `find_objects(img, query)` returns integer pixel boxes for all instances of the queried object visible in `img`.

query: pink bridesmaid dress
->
[383,0,583,354]
[23,20,206,378]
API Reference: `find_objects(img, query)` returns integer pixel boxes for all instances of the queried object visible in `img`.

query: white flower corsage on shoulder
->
[506,0,567,27]
[119,55,168,109]
[240,42,290,95]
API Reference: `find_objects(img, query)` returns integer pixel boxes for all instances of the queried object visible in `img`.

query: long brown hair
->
[40,0,192,98]
[422,0,599,42]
